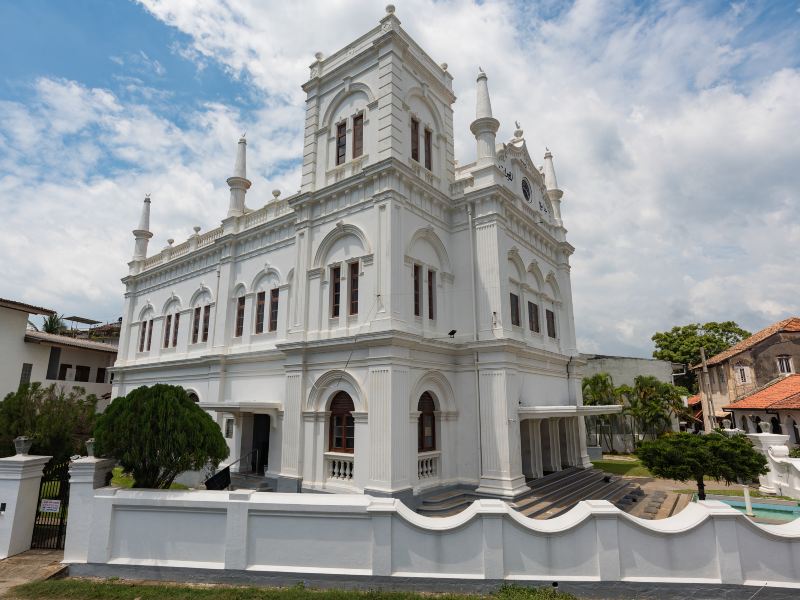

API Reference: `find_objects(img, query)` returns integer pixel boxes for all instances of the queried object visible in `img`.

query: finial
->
[440,62,448,71]
[167,238,174,246]
[193,226,201,235]
[272,189,281,199]
[314,51,324,61]
[144,193,151,202]
[513,121,524,139]
[385,4,395,14]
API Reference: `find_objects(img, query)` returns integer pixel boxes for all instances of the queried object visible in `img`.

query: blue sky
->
[1,0,799,357]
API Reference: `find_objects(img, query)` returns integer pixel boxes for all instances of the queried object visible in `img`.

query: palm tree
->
[41,314,65,335]
[582,373,622,452]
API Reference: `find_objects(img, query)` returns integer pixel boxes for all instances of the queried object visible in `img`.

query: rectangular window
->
[192,307,201,343]
[331,265,341,318]
[74,365,90,382]
[172,313,180,347]
[427,269,435,320]
[424,128,432,170]
[348,261,359,316]
[139,320,147,352]
[19,363,32,387]
[546,309,556,338]
[336,121,347,166]
[528,301,540,332]
[510,293,520,327]
[413,264,422,317]
[255,291,266,334]
[269,288,279,332]
[717,367,725,386]
[46,347,61,380]
[352,113,363,159]
[96,367,107,384]
[235,297,245,337]
[411,118,420,161]
[778,356,793,374]
[146,319,153,350]
[57,363,71,381]
[202,305,210,342]
[163,314,172,348]
[224,418,234,439]
[736,366,748,383]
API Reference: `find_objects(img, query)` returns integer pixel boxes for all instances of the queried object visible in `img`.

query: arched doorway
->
[328,392,355,453]
[740,415,749,433]
[771,416,782,434]
[417,392,436,452]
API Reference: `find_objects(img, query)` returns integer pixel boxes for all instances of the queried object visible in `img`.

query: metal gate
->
[31,460,70,549]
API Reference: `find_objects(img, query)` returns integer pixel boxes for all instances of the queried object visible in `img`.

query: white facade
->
[112,7,612,499]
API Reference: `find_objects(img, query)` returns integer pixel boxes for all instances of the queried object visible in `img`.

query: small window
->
[329,392,355,453]
[46,347,61,380]
[413,264,422,317]
[778,356,793,375]
[348,261,359,316]
[96,367,107,384]
[235,296,245,337]
[427,269,435,320]
[331,265,342,318]
[163,314,172,348]
[74,365,90,382]
[146,319,153,351]
[269,288,279,332]
[19,363,33,387]
[58,363,72,381]
[717,367,725,386]
[352,113,363,159]
[411,118,420,162]
[172,313,180,347]
[510,293,520,327]
[336,121,347,166]
[546,309,556,338]
[202,305,211,342]
[224,418,234,439]
[418,392,436,452]
[255,291,266,334]
[424,128,432,170]
[528,301,540,333]
[139,320,148,352]
[735,365,749,384]
[192,307,201,344]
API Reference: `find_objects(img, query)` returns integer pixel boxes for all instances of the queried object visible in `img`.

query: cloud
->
[1,0,798,356]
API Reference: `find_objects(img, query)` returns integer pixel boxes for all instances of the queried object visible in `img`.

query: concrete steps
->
[230,472,273,492]
[416,489,478,517]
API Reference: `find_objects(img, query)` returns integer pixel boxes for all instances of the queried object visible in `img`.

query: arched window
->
[771,416,782,434]
[741,416,749,433]
[329,392,355,453]
[792,419,800,444]
[187,392,199,403]
[418,392,436,452]
[754,416,762,432]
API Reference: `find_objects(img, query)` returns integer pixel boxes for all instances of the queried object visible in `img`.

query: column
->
[529,419,543,479]
[0,454,51,559]
[366,366,410,494]
[548,418,562,472]
[576,415,592,468]
[277,370,304,492]
[63,456,116,563]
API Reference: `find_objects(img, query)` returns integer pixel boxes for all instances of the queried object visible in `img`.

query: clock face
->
[521,178,531,202]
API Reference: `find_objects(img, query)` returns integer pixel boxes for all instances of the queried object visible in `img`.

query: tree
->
[94,384,229,488]
[636,432,768,499]
[582,373,622,452]
[0,383,97,461]
[651,321,751,389]
[41,313,66,335]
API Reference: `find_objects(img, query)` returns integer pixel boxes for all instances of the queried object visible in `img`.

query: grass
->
[673,488,799,502]
[591,458,652,477]
[10,581,576,600]
[111,467,189,490]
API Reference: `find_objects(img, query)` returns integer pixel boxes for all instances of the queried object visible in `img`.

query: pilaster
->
[0,454,51,559]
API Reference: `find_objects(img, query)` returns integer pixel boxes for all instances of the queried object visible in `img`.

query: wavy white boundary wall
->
[63,477,800,586]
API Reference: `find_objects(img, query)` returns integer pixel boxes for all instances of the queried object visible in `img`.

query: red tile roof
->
[723,374,800,411]
[24,330,118,354]
[693,317,800,369]
[0,298,55,316]
[687,394,701,406]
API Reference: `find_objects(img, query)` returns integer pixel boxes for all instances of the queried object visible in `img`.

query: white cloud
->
[1,0,798,355]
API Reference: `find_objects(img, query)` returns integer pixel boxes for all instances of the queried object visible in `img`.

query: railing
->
[417,451,440,480]
[204,449,260,491]
[325,452,354,481]
[197,226,223,248]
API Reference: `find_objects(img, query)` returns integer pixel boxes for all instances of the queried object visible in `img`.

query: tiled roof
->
[692,317,800,369]
[0,297,55,316]
[687,394,701,406]
[24,330,118,354]
[723,374,800,411]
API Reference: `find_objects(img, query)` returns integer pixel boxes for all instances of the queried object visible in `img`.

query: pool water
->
[718,499,800,522]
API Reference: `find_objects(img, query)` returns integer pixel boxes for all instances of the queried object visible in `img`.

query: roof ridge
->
[697,317,800,368]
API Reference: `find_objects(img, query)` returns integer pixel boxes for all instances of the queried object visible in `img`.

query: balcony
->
[417,451,440,480]
[324,452,354,482]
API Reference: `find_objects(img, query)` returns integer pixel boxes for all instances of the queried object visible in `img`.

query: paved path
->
[0,549,64,597]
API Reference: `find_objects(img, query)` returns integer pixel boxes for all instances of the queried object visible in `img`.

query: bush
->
[0,383,96,461]
[789,447,800,459]
[94,384,228,488]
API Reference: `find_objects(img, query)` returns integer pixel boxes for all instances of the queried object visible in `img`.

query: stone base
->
[363,486,415,506]
[275,475,302,493]
[475,474,529,499]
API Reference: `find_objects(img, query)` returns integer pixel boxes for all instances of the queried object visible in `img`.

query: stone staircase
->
[229,472,273,492]
[415,467,644,519]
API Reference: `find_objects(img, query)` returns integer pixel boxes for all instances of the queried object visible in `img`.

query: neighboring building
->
[111,6,618,499]
[0,298,117,401]
[723,374,800,444]
[581,354,676,387]
[692,317,800,431]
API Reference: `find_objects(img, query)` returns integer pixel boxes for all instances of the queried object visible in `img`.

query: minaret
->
[227,136,251,218]
[543,149,564,226]
[469,68,500,168]
[132,195,153,261]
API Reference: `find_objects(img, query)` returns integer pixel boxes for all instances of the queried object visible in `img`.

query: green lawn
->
[591,458,652,477]
[11,581,575,600]
[673,488,799,502]
[111,467,189,490]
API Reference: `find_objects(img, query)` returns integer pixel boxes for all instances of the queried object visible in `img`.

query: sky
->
[0,0,799,357]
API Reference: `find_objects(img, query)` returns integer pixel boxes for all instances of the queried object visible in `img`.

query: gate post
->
[0,454,51,559]
[63,456,116,563]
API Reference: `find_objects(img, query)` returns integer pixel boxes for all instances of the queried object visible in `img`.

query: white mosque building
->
[111,6,616,500]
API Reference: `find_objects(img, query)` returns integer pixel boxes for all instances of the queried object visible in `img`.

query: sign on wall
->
[39,499,61,513]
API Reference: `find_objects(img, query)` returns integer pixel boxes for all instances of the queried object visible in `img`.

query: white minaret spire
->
[227,135,252,218]
[543,149,564,226]
[470,68,500,168]
[132,195,153,261]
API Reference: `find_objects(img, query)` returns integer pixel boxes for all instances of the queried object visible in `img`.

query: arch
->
[771,416,782,434]
[189,284,214,307]
[137,302,155,321]
[161,293,183,315]
[405,227,453,275]
[251,267,281,292]
[307,369,367,412]
[545,272,562,301]
[184,388,200,403]
[313,223,372,268]
[417,392,436,452]
[507,248,526,282]
[527,261,545,291]
[321,83,376,129]
[409,370,456,414]
[404,87,444,132]
[792,419,800,445]
[741,415,749,433]
[328,391,355,453]
[231,282,248,298]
